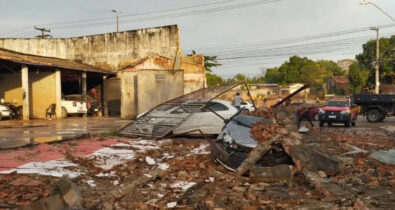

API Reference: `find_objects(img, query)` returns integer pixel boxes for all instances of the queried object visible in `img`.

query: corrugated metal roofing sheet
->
[0,48,110,74]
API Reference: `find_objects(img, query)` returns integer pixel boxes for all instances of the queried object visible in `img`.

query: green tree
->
[356,35,395,84]
[348,62,370,93]
[317,60,344,76]
[204,55,222,73]
[206,73,224,87]
[264,67,281,83]
[233,73,247,83]
[263,56,345,90]
[189,50,222,72]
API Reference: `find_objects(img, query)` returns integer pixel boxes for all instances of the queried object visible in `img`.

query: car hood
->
[218,115,271,148]
[322,106,348,112]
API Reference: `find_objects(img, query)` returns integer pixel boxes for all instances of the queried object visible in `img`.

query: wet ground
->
[0,115,393,150]
[0,117,131,149]
[307,115,395,132]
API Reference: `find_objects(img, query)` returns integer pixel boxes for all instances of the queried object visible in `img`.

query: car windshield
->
[326,100,348,107]
[231,115,262,128]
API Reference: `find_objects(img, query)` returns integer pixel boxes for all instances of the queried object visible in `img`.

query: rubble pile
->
[303,128,395,208]
[0,111,394,209]
[0,174,55,207]
[250,122,285,143]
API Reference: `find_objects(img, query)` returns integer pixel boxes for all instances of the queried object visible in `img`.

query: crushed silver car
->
[210,114,293,171]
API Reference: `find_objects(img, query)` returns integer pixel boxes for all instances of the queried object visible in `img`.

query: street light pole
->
[111,10,122,32]
[360,1,395,94]
[360,0,395,22]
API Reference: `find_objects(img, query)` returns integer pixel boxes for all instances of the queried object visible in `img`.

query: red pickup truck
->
[318,96,358,127]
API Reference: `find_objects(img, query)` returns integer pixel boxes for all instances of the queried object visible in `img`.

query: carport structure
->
[0,48,113,120]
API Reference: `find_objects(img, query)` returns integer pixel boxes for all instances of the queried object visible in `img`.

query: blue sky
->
[0,0,394,78]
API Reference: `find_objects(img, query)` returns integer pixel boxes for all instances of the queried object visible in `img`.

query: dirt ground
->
[0,121,394,209]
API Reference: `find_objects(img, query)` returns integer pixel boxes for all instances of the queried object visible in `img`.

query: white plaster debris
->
[298,125,310,133]
[157,193,164,198]
[190,144,210,155]
[0,159,80,178]
[89,147,135,170]
[158,163,169,171]
[343,143,369,155]
[144,174,153,178]
[167,202,177,208]
[113,180,119,185]
[128,139,160,151]
[158,139,173,145]
[87,180,96,188]
[95,172,118,177]
[145,156,156,165]
[161,153,175,159]
[113,143,133,147]
[170,181,197,191]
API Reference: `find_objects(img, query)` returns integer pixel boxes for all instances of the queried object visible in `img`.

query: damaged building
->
[0,48,111,120]
[0,25,206,119]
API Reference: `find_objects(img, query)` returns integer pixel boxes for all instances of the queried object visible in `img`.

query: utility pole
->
[371,27,380,94]
[34,26,51,38]
[111,10,122,33]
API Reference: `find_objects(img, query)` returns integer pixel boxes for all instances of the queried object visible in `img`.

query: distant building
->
[279,83,309,96]
[249,84,279,95]
[327,76,349,94]
[337,59,355,75]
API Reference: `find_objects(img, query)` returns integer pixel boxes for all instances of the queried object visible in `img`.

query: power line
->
[41,0,239,27]
[49,0,282,30]
[192,24,395,54]
[0,0,281,37]
[216,38,371,60]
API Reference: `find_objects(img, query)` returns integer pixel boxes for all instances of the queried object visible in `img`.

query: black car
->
[210,114,293,171]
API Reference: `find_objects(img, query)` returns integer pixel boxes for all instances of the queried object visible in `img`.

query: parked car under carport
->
[62,94,102,117]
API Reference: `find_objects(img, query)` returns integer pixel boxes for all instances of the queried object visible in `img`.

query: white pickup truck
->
[61,95,87,118]
[0,104,12,120]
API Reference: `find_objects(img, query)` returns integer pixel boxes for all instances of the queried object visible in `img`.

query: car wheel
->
[61,107,68,118]
[313,114,319,121]
[367,109,382,123]
[319,121,324,127]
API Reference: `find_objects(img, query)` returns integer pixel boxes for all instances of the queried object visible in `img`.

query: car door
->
[174,101,236,135]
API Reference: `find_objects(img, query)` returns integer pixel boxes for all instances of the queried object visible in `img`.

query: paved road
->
[0,117,131,149]
[313,115,395,127]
